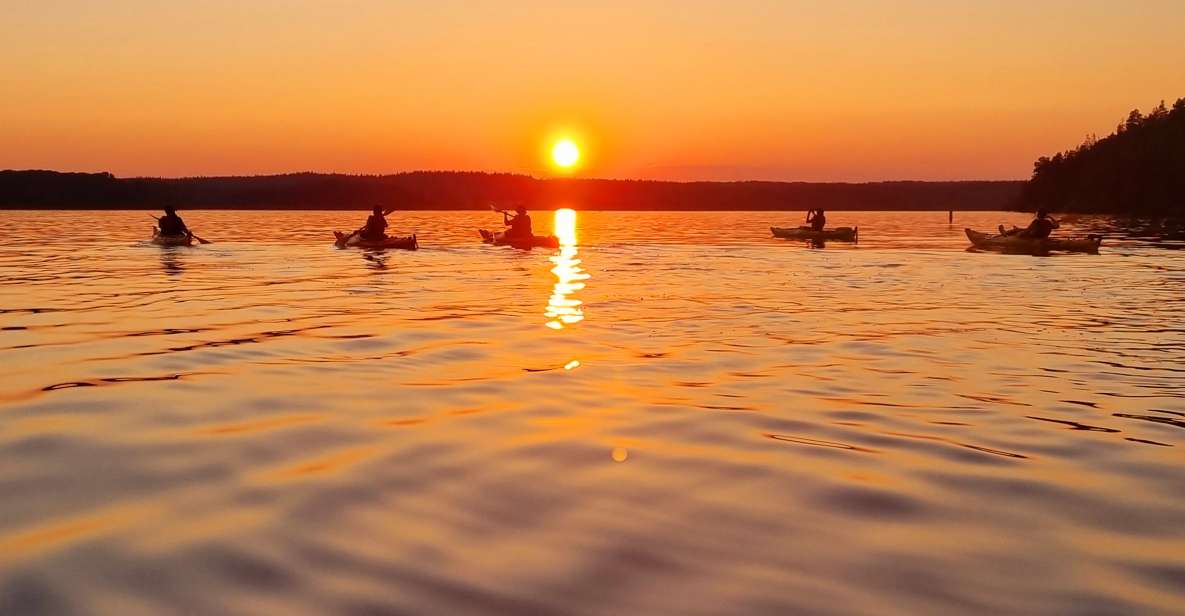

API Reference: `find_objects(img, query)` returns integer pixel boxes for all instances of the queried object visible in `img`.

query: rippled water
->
[1,210,1183,615]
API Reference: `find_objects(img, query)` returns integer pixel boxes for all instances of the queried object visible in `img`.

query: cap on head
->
[516,205,527,214]
[164,206,176,215]
[1037,208,1049,218]
[373,206,382,215]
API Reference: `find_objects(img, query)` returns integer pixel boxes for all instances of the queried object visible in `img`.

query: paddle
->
[487,203,521,242]
[150,215,210,244]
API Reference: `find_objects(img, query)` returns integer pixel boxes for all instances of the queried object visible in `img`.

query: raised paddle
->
[490,203,527,215]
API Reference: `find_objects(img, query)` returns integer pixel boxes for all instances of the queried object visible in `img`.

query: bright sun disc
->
[552,139,580,168]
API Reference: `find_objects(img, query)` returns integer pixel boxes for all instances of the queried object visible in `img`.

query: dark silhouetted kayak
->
[152,230,193,247]
[771,226,858,242]
[333,231,418,250]
[965,229,1101,254]
[479,229,560,249]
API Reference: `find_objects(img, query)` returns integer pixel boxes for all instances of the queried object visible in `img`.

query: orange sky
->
[2,1,1183,181]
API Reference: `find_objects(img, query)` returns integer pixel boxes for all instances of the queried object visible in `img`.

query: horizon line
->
[3,168,1028,185]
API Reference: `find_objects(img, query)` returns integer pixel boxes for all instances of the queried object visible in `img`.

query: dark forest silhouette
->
[1019,98,1185,214]
[0,170,1020,211]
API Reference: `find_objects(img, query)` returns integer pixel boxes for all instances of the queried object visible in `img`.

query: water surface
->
[1,210,1183,615]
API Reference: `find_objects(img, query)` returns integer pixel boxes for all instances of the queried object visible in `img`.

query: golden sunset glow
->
[551,139,580,170]
[1,0,1182,611]
[0,3,1183,180]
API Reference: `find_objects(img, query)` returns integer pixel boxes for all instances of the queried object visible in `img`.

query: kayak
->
[152,229,193,247]
[771,226,858,242]
[334,231,418,250]
[965,228,1102,254]
[479,229,560,249]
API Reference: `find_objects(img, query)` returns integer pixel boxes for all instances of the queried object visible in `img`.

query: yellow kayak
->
[965,229,1101,254]
[771,226,858,242]
[151,229,193,247]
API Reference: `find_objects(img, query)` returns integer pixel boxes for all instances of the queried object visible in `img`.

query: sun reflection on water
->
[546,209,588,330]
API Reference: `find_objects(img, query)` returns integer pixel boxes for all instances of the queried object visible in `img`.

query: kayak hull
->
[771,226,858,242]
[334,231,418,250]
[152,230,193,247]
[965,228,1101,254]
[479,229,560,249]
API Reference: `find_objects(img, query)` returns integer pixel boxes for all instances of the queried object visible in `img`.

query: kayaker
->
[158,207,190,237]
[504,205,533,239]
[999,208,1059,239]
[361,206,389,240]
[806,209,826,232]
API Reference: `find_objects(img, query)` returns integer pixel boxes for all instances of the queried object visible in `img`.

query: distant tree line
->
[1019,98,1185,214]
[0,169,1021,211]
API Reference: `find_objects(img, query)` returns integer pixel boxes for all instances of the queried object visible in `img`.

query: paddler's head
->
[373,206,383,216]
[1037,208,1049,219]
[516,205,527,215]
[164,206,176,216]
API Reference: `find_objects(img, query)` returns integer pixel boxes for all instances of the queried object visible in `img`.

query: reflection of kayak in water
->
[965,228,1101,254]
[771,226,858,242]
[152,229,193,247]
[479,229,560,249]
[333,231,418,250]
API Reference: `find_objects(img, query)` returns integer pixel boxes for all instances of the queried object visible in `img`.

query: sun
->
[551,139,580,169]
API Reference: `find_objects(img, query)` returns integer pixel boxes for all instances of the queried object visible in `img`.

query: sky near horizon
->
[2,0,1183,181]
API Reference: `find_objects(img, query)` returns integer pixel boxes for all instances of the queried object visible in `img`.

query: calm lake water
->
[1,210,1183,615]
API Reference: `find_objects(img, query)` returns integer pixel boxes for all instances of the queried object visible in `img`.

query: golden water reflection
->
[546,209,588,330]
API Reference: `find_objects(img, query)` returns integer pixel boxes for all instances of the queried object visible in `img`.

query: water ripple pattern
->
[0,210,1183,615]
